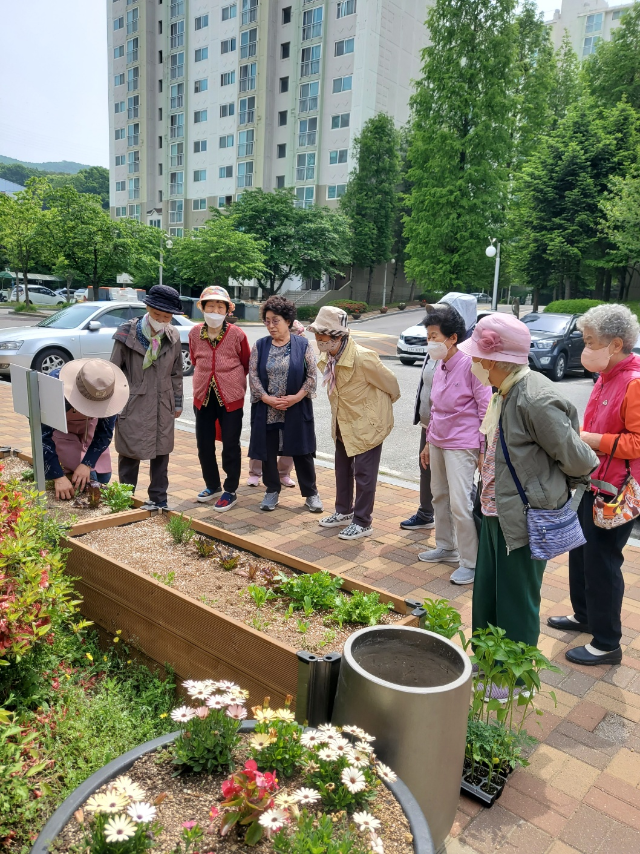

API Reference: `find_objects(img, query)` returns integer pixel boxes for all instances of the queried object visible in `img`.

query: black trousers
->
[263,428,317,497]
[335,439,383,528]
[194,397,243,494]
[569,491,632,651]
[118,453,170,506]
[418,427,434,520]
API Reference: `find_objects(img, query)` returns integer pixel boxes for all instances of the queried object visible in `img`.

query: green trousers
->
[472,515,546,648]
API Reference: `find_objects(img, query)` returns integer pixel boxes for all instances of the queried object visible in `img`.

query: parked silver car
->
[0,301,195,377]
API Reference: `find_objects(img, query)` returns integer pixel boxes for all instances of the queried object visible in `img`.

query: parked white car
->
[396,322,429,365]
[10,285,68,306]
[0,301,195,377]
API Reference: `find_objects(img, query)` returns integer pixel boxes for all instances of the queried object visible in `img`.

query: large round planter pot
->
[332,626,472,853]
[32,722,434,854]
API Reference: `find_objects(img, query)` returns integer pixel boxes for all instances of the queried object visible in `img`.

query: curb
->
[349,307,424,325]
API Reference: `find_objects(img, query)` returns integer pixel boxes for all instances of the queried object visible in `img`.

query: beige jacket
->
[317,335,401,457]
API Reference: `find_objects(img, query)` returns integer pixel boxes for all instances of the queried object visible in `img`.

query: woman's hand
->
[54,475,75,500]
[420,445,430,470]
[580,431,602,451]
[71,463,92,492]
[478,452,485,473]
[174,409,182,419]
[262,394,283,409]
[274,392,305,410]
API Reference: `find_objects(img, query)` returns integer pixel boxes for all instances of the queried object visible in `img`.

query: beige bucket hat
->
[308,306,350,336]
[58,358,130,418]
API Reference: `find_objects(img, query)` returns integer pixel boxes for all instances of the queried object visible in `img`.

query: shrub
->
[102,481,135,512]
[166,512,194,545]
[12,302,32,313]
[328,300,368,315]
[418,292,444,303]
[295,306,318,321]
[421,598,462,639]
[544,299,604,315]
[275,570,344,611]
[330,591,393,627]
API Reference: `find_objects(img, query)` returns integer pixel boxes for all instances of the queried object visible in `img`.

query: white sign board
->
[11,365,68,433]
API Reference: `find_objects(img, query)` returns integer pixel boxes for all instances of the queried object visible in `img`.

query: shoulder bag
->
[592,436,640,529]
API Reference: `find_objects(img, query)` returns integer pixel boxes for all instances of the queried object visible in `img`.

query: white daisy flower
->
[347,749,371,768]
[205,695,227,710]
[355,741,375,755]
[171,706,196,723]
[300,729,322,748]
[274,791,298,808]
[318,723,339,735]
[369,833,385,854]
[272,708,296,723]
[341,725,374,741]
[104,815,137,843]
[187,684,215,701]
[258,808,288,833]
[376,762,397,783]
[85,793,111,813]
[127,802,157,824]
[226,704,248,720]
[101,790,130,813]
[332,737,353,756]
[292,787,321,806]
[318,746,339,762]
[217,680,239,691]
[341,767,367,793]
[352,812,381,832]
[182,679,198,691]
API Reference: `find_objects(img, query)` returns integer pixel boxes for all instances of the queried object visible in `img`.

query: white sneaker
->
[305,493,324,513]
[418,547,460,565]
[319,512,354,528]
[338,523,373,540]
[450,566,475,585]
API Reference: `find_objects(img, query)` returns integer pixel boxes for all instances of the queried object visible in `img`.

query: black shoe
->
[547,615,590,633]
[565,645,622,666]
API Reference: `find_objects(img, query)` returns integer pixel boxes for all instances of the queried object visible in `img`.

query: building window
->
[115,206,127,217]
[194,169,207,182]
[127,66,139,91]
[170,19,184,48]
[114,45,124,59]
[281,41,290,59]
[126,36,138,63]
[159,49,163,62]
[331,112,350,128]
[219,134,234,148]
[296,152,315,181]
[170,170,184,194]
[582,35,601,56]
[170,112,185,137]
[612,9,627,20]
[170,51,184,78]
[194,78,208,92]
[128,150,140,172]
[114,16,124,30]
[170,82,184,109]
[195,14,209,29]
[126,7,138,33]
[195,47,209,61]
[277,143,286,158]
[276,175,285,189]
[115,154,126,166]
[159,78,163,92]
[239,96,255,124]
[158,20,162,34]
[335,38,354,56]
[193,198,207,210]
[238,129,254,157]
[327,184,346,199]
[219,165,233,178]
[278,110,288,126]
[242,0,258,26]
[329,148,348,164]
[194,109,208,123]
[302,7,323,41]
[299,81,319,112]
[158,163,163,175]
[115,100,125,113]
[237,161,254,188]
[158,136,162,148]
[128,177,140,199]
[282,6,291,24]
[128,203,141,220]
[115,128,125,140]
[301,44,321,76]
[585,12,603,34]
[169,227,184,237]
[221,38,236,53]
[332,75,352,93]
[115,180,126,192]
[222,3,237,20]
[114,73,125,86]
[127,122,140,146]
[218,195,233,207]
[194,139,207,153]
[240,28,257,59]
[126,94,139,118]
[158,107,163,120]
[170,141,184,166]
[298,116,317,146]
[170,1,184,19]
[295,187,314,209]
[221,71,236,85]
[280,76,289,93]
[169,199,184,223]
[240,63,256,91]
[337,0,356,18]
[158,191,163,203]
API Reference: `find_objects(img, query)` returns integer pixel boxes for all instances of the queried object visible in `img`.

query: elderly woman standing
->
[549,304,640,665]
[458,314,598,654]
[310,306,401,540]
[189,286,250,511]
[248,295,323,513]
[111,284,184,510]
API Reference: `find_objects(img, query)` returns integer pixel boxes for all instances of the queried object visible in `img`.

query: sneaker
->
[246,476,261,487]
[305,493,324,513]
[141,500,158,511]
[260,491,279,511]
[280,475,296,488]
[400,513,436,530]
[197,486,222,503]
[338,523,373,540]
[450,566,475,585]
[213,491,237,512]
[319,512,354,528]
[418,547,460,565]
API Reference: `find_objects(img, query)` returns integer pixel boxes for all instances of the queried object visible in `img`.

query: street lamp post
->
[382,258,395,308]
[159,235,173,286]
[486,240,500,312]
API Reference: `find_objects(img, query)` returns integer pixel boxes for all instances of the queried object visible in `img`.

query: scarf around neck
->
[322,336,349,395]
[140,314,164,370]
[480,365,531,438]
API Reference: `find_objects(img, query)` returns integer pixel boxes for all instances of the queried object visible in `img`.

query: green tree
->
[602,162,640,267]
[405,0,516,290]
[584,2,640,111]
[340,113,400,303]
[229,188,351,295]
[70,167,110,209]
[172,214,266,288]
[549,34,582,126]
[0,177,50,307]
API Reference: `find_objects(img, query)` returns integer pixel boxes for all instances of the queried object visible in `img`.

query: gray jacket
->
[494,372,598,552]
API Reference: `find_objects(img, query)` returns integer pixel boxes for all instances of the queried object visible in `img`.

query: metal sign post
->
[26,371,46,493]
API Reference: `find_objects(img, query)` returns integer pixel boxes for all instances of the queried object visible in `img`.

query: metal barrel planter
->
[332,626,472,853]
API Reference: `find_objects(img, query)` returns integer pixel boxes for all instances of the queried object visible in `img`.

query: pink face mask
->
[581,344,612,373]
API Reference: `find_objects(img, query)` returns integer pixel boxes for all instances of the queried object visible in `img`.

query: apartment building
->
[547,0,633,57]
[107,0,429,237]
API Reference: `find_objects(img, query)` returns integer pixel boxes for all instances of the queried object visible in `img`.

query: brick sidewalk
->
[2,382,640,854]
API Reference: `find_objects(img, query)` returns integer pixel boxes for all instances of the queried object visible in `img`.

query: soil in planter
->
[0,456,124,524]
[75,517,404,655]
[55,738,415,854]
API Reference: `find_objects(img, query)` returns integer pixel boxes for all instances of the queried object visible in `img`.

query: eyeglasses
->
[263,317,283,326]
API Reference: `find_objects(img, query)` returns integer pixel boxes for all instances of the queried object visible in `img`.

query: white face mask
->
[147,314,168,333]
[204,311,226,325]
[317,339,340,353]
[426,340,450,361]
[470,360,492,386]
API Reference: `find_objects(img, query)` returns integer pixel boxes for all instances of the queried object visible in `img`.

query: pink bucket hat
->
[458,313,531,365]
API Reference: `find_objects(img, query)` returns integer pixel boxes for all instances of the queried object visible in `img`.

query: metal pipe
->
[491,242,501,311]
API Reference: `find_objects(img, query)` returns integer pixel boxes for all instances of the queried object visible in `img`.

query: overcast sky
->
[0,0,560,169]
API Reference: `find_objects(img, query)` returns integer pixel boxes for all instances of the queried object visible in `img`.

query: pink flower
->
[182,821,197,830]
[209,806,219,820]
[195,706,210,719]
[225,704,247,721]
[475,329,503,354]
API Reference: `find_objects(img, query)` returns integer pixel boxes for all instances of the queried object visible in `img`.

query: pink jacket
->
[189,323,250,411]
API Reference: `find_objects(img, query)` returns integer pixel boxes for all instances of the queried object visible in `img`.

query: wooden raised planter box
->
[63,509,419,708]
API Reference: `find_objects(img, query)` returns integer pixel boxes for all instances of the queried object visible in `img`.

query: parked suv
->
[521,312,585,381]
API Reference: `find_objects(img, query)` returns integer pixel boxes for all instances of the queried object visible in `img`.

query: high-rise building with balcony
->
[547,0,633,58]
[107,0,429,236]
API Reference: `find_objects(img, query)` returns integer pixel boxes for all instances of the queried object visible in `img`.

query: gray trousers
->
[334,439,383,528]
[118,453,170,506]
[418,427,434,520]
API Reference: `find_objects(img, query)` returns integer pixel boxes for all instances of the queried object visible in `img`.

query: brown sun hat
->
[58,359,130,418]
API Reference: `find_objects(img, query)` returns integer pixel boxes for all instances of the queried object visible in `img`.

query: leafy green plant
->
[215,543,239,570]
[319,628,337,648]
[246,584,276,608]
[544,299,604,315]
[166,512,195,545]
[276,570,344,612]
[295,306,318,321]
[0,721,45,842]
[248,615,269,632]
[250,699,304,778]
[272,811,371,854]
[21,468,35,482]
[219,759,279,845]
[328,299,368,314]
[151,569,175,587]
[102,481,135,513]
[296,619,310,634]
[171,821,205,854]
[330,591,393,627]
[194,536,216,558]
[421,598,462,639]
[465,719,536,788]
